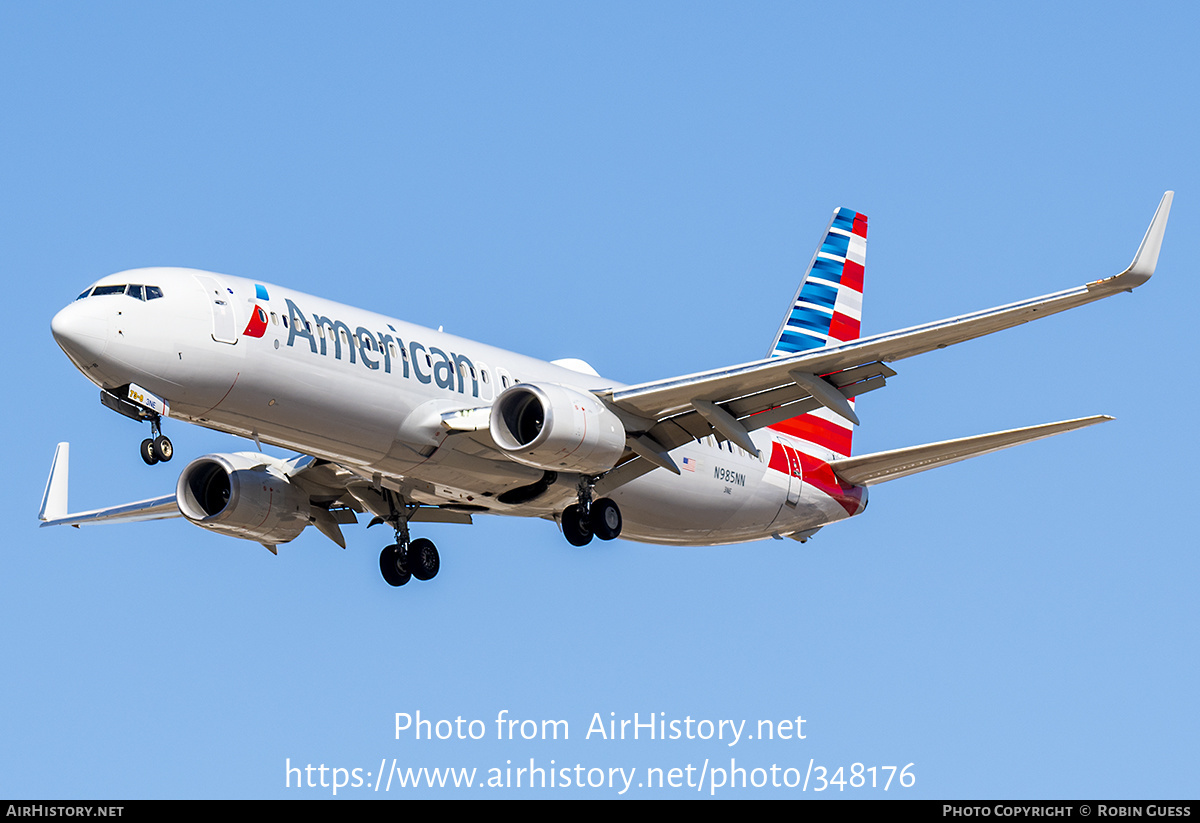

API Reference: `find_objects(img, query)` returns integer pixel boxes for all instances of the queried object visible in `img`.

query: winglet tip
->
[1124,190,1174,284]
[39,442,70,522]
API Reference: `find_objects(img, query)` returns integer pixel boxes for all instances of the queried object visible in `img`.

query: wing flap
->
[637,368,892,456]
[828,415,1112,486]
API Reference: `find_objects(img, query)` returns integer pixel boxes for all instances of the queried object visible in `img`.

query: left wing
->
[38,442,476,550]
[599,192,1172,465]
[38,443,180,527]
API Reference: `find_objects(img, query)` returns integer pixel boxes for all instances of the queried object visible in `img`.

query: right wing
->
[599,192,1172,468]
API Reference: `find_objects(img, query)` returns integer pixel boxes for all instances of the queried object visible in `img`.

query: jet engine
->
[489,383,626,475]
[175,452,310,545]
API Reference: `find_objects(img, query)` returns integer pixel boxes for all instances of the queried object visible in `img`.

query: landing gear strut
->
[560,477,622,546]
[374,491,440,587]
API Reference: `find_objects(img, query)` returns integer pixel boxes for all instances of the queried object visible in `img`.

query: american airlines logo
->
[280,298,483,398]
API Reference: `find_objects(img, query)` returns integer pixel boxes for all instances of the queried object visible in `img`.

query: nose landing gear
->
[139,420,173,465]
[100,384,174,465]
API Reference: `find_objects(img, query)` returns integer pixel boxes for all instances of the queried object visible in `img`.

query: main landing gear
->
[375,493,440,588]
[560,479,622,547]
[379,538,440,587]
[139,418,173,465]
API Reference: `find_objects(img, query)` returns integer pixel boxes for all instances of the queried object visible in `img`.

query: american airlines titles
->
[284,298,482,398]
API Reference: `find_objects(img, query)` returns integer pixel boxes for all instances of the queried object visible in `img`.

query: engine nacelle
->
[176,452,310,545]
[489,383,626,474]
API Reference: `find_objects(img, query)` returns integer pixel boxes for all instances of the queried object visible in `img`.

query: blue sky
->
[2,2,1197,798]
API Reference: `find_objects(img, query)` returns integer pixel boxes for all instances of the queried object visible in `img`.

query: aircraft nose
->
[51,300,109,368]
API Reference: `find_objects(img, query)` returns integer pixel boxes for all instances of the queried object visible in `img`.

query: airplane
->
[40,192,1173,588]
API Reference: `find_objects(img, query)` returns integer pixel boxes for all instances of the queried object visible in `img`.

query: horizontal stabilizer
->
[828,416,1112,486]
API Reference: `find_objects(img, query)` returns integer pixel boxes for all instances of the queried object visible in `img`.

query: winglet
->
[1122,191,1173,287]
[39,442,69,522]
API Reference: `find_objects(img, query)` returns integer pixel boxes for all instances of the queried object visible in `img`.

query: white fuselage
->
[51,267,865,546]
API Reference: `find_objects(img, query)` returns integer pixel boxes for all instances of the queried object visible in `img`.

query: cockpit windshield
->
[76,284,164,301]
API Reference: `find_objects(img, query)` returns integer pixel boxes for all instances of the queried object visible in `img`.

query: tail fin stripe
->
[788,314,835,334]
[790,305,832,322]
[820,234,851,257]
[828,312,860,341]
[811,258,846,282]
[797,282,839,309]
[778,330,827,351]
[840,260,864,291]
[831,212,857,233]
[834,288,863,317]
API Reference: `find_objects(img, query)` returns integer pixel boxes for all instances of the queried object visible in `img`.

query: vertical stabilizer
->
[767,207,867,457]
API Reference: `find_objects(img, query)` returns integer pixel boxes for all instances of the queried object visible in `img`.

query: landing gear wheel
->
[152,435,173,462]
[407,538,440,581]
[591,498,622,541]
[140,438,159,465]
[561,504,593,546]
[379,544,411,587]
